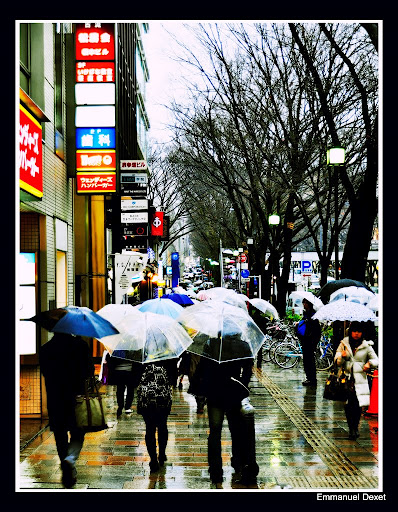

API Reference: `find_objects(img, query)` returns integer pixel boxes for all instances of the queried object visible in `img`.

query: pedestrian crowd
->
[39,296,378,489]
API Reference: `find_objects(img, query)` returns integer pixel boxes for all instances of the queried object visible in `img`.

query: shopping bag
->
[75,376,108,432]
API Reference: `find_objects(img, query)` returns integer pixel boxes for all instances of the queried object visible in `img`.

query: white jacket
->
[335,336,378,407]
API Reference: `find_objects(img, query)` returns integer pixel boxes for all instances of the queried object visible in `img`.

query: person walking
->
[334,321,378,440]
[295,298,321,386]
[191,349,259,486]
[136,359,177,472]
[39,332,93,488]
[106,351,141,417]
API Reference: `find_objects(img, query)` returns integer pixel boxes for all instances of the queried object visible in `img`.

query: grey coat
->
[334,336,378,407]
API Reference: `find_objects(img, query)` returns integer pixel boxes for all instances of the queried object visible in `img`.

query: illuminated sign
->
[122,224,148,236]
[75,83,115,105]
[76,172,116,193]
[76,61,115,83]
[120,160,148,170]
[76,149,116,171]
[76,127,115,149]
[75,23,115,61]
[19,105,43,198]
[120,173,148,184]
[75,105,115,127]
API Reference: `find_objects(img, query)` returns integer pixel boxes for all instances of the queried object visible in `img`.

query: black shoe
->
[209,470,223,484]
[302,380,317,386]
[61,459,77,488]
[117,407,123,417]
[159,454,167,466]
[149,460,160,473]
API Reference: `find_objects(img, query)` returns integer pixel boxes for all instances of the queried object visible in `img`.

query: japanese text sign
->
[76,172,116,193]
[76,128,116,149]
[151,212,164,236]
[76,61,115,83]
[76,149,116,171]
[19,105,43,198]
[75,23,115,61]
[120,160,148,170]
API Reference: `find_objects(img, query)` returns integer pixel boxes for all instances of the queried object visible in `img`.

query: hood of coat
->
[341,336,373,356]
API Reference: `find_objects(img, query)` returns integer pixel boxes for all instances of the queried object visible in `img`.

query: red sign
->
[75,23,115,61]
[151,212,164,236]
[76,149,116,171]
[76,172,116,193]
[239,253,247,263]
[19,105,43,198]
[76,61,115,83]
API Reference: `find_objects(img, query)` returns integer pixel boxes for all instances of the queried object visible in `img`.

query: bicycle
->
[274,340,303,369]
[314,335,334,371]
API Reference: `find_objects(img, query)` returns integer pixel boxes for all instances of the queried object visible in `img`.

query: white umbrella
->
[289,291,324,311]
[312,299,377,323]
[249,298,279,319]
[329,286,375,306]
[96,304,141,326]
[367,294,379,312]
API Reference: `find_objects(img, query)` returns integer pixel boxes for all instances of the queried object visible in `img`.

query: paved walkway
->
[18,362,379,492]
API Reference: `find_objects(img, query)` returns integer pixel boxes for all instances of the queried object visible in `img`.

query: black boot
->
[345,404,357,440]
[145,433,159,472]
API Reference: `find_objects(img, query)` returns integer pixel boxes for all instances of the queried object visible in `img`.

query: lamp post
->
[268,214,280,302]
[327,147,345,280]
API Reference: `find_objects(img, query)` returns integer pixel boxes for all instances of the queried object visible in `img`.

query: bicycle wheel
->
[261,336,273,362]
[274,342,301,369]
[315,343,334,371]
[269,339,284,363]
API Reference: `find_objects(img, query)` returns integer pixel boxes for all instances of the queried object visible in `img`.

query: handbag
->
[323,363,354,401]
[75,376,108,432]
[296,319,306,336]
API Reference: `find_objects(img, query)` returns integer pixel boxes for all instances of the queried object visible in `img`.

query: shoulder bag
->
[323,362,354,402]
[75,375,108,432]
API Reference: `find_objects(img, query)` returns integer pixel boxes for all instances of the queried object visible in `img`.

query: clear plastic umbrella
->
[99,311,193,363]
[289,291,324,311]
[367,294,379,312]
[329,286,375,306]
[96,304,141,326]
[312,299,377,323]
[248,298,279,319]
[177,302,265,363]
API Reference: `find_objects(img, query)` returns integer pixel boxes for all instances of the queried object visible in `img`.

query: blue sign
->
[76,127,116,149]
[241,269,250,278]
[302,260,312,272]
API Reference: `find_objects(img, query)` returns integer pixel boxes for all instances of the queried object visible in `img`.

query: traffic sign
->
[240,253,247,263]
[241,269,250,278]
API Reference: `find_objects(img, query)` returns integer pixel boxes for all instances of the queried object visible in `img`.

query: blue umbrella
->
[162,293,194,306]
[26,306,119,338]
[136,298,184,319]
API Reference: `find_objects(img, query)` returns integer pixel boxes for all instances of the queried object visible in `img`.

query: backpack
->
[137,364,172,414]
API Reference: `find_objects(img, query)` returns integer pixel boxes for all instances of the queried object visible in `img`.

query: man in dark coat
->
[40,333,93,488]
[191,345,259,486]
[296,298,321,386]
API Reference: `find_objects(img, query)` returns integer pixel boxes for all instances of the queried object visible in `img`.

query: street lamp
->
[327,146,345,280]
[268,214,280,302]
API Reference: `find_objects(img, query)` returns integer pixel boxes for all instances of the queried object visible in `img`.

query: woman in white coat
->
[335,321,378,440]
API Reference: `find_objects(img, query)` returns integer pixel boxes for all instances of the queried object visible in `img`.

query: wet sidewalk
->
[18,362,379,492]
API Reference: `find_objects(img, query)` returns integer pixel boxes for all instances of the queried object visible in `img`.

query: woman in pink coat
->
[334,321,378,440]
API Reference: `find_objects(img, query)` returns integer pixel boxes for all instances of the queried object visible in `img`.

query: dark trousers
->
[345,391,362,433]
[142,409,169,461]
[53,427,85,465]
[207,402,255,480]
[115,371,135,410]
[301,338,317,382]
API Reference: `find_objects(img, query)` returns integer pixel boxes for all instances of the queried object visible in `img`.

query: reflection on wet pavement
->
[19,361,379,491]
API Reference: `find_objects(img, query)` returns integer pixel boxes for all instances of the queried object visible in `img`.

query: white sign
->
[114,253,148,304]
[121,198,148,211]
[120,160,148,170]
[121,212,148,223]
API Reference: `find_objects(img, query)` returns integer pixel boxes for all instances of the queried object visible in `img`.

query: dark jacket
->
[190,357,253,409]
[297,309,321,346]
[106,352,142,387]
[40,333,93,432]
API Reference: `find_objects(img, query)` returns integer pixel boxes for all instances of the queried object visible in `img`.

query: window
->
[20,23,30,94]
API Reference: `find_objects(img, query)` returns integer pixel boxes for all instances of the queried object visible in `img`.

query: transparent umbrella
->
[329,286,375,306]
[96,304,141,326]
[289,291,324,311]
[248,298,279,319]
[177,302,265,363]
[99,311,193,363]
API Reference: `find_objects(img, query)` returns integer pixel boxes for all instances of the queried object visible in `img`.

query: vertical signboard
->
[75,23,116,194]
[18,253,37,355]
[19,105,43,198]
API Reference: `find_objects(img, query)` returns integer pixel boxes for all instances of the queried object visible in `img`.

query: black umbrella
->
[318,279,373,304]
